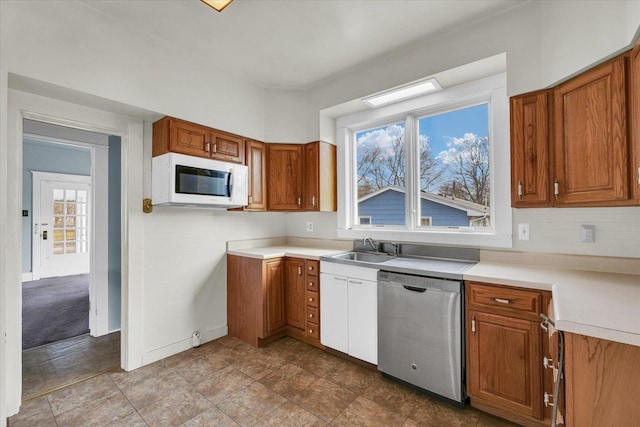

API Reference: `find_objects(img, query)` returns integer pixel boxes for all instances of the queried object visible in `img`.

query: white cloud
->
[436,133,478,164]
[356,124,404,153]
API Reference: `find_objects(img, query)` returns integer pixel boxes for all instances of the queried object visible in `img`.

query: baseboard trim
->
[140,325,228,366]
[22,273,33,282]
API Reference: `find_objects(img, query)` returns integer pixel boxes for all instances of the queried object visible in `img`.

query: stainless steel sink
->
[331,251,394,263]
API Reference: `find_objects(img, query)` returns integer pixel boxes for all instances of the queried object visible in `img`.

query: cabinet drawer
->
[307,306,319,324]
[307,290,319,308]
[307,276,319,291]
[306,260,319,276]
[306,321,320,339]
[467,282,541,319]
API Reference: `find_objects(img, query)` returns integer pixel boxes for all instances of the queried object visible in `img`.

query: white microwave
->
[152,152,248,208]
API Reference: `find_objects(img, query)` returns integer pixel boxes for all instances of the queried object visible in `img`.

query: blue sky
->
[419,103,488,157]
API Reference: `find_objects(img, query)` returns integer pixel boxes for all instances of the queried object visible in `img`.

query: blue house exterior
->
[358,187,482,227]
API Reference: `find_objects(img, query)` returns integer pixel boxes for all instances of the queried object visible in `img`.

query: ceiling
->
[79,0,525,91]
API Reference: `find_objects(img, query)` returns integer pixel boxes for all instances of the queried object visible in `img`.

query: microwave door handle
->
[227,171,233,197]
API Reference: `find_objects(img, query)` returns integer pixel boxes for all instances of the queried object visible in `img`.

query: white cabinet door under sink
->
[348,278,378,364]
[320,272,349,354]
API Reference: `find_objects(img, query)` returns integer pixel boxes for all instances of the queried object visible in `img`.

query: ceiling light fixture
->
[200,0,234,12]
[363,78,442,107]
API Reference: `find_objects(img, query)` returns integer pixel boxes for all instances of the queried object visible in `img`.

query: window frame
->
[336,73,512,249]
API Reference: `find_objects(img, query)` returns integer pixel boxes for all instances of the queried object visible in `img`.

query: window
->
[53,188,88,254]
[336,73,512,248]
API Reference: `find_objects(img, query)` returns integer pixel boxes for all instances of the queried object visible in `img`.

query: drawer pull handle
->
[543,356,553,369]
[492,297,512,305]
[544,392,554,407]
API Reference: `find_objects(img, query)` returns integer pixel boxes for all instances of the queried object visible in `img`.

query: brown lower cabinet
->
[564,334,640,427]
[227,254,322,348]
[466,282,553,427]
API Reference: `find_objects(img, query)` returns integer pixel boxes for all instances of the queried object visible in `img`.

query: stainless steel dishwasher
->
[377,270,464,407]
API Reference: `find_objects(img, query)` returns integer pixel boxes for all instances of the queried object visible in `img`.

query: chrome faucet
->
[363,237,378,252]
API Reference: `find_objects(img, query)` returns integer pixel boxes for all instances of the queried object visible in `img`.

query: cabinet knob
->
[309,313,314,318]
[309,297,313,302]
[309,329,314,334]
[308,282,314,286]
[308,266,313,271]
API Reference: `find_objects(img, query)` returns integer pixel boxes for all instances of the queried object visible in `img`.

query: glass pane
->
[65,229,76,241]
[77,190,87,203]
[356,123,406,226]
[78,216,86,228]
[53,242,64,255]
[66,190,76,202]
[54,216,64,228]
[65,242,76,253]
[53,189,64,201]
[418,103,491,228]
[77,203,87,215]
[79,241,87,253]
[66,202,76,215]
[53,229,64,242]
[65,216,76,227]
[53,203,64,215]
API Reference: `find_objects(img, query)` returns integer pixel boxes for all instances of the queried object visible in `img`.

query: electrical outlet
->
[518,223,530,240]
[580,225,595,243]
[306,222,314,232]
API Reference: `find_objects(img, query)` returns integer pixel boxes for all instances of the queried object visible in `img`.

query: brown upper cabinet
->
[267,144,305,210]
[630,37,640,200]
[510,90,552,207]
[553,55,628,206]
[304,142,337,211]
[243,139,267,211]
[510,51,640,207]
[267,141,337,212]
[152,116,245,164]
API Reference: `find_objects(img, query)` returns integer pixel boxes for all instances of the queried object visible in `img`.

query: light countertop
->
[227,245,345,261]
[466,262,640,347]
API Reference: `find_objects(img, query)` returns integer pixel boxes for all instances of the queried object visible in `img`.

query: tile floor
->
[10,334,519,426]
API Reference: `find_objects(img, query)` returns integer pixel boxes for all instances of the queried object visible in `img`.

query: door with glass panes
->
[38,180,91,278]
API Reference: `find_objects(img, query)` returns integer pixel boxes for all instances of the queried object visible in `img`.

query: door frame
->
[3,89,145,418]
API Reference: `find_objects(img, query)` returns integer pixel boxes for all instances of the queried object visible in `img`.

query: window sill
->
[337,228,512,249]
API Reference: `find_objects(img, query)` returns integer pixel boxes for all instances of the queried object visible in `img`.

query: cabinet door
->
[267,144,304,210]
[169,118,211,158]
[348,278,378,365]
[467,310,543,419]
[553,55,628,205]
[564,334,640,427]
[211,130,244,164]
[319,273,348,354]
[630,40,640,200]
[510,91,552,207]
[245,139,267,211]
[284,258,306,330]
[304,142,319,210]
[264,259,286,336]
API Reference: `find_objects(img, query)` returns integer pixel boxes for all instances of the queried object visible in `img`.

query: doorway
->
[20,123,121,399]
[4,87,145,419]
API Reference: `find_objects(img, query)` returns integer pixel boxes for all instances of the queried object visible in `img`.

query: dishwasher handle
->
[403,285,427,293]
